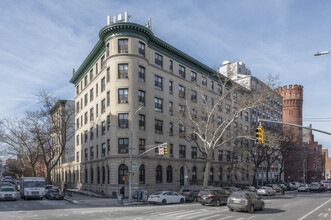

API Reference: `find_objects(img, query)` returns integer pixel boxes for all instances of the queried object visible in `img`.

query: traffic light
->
[255,126,264,144]
[164,146,168,155]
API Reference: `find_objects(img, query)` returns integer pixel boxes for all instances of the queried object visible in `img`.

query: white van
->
[20,177,45,199]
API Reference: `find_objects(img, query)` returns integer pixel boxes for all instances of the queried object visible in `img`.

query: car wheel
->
[162,199,166,205]
[215,200,220,206]
[180,198,184,203]
[249,205,254,214]
[193,197,198,202]
[201,203,206,206]
[229,208,233,212]
[260,203,265,211]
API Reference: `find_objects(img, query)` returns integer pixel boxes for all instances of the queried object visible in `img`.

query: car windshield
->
[23,181,45,188]
[1,188,14,192]
[229,192,246,199]
[50,189,59,193]
[199,190,213,195]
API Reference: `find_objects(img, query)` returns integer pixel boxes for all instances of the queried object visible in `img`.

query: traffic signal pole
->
[258,119,331,136]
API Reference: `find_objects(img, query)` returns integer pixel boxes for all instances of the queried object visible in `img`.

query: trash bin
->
[117,194,124,204]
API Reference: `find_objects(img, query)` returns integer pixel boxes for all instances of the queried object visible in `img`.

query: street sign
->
[158,147,164,155]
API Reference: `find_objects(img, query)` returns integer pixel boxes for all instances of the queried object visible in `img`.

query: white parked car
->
[0,187,18,201]
[148,191,185,205]
[257,187,276,196]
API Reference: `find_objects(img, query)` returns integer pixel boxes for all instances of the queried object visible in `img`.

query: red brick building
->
[303,125,325,182]
[275,85,304,182]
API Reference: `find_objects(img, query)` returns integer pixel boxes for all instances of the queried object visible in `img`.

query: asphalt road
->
[0,191,330,220]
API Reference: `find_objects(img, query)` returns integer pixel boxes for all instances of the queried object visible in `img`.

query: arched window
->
[209,167,214,182]
[107,165,110,184]
[102,166,105,184]
[139,165,145,184]
[192,167,197,184]
[73,170,76,183]
[97,167,100,184]
[90,167,94,184]
[219,167,223,181]
[85,168,88,183]
[118,164,128,184]
[166,166,172,183]
[156,165,162,183]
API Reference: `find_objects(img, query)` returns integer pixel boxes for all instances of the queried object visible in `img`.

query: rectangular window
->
[76,85,80,95]
[101,77,105,92]
[118,39,128,53]
[84,75,88,87]
[138,66,145,82]
[138,90,145,105]
[191,71,197,82]
[96,145,98,158]
[139,139,145,154]
[76,118,79,129]
[76,134,79,146]
[178,85,185,98]
[211,81,214,90]
[179,65,185,78]
[76,151,79,162]
[107,139,110,155]
[169,81,173,94]
[96,63,98,74]
[169,122,173,136]
[84,112,88,124]
[154,75,162,90]
[90,127,94,140]
[107,91,110,106]
[118,113,129,128]
[217,117,222,125]
[90,88,94,102]
[118,88,128,104]
[101,143,106,157]
[179,145,186,158]
[84,94,88,106]
[226,104,230,114]
[96,83,98,97]
[96,124,98,138]
[96,104,98,117]
[202,76,207,86]
[89,69,93,81]
[118,138,129,153]
[90,108,94,121]
[76,102,80,113]
[107,115,111,130]
[85,149,88,161]
[102,121,106,135]
[101,56,105,69]
[218,150,223,161]
[139,114,145,130]
[179,124,185,137]
[139,41,145,56]
[169,102,173,115]
[155,53,163,68]
[106,68,110,82]
[179,105,185,116]
[106,43,110,57]
[154,98,163,112]
[169,60,173,72]
[101,99,106,113]
[191,90,197,102]
[155,120,163,134]
[191,147,197,159]
[90,146,94,160]
[118,64,128,78]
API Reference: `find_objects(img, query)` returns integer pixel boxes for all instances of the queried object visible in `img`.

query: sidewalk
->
[64,191,147,207]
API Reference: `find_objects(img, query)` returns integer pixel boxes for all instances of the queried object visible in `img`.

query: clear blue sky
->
[1,0,330,153]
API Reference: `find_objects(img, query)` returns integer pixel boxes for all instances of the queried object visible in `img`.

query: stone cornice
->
[70,22,220,85]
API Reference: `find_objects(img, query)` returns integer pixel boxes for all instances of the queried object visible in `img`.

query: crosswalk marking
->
[176,211,215,219]
[199,213,225,220]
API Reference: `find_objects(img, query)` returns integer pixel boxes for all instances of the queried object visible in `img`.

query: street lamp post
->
[129,106,144,203]
[314,50,331,56]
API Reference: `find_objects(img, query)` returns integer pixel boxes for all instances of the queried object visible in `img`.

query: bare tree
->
[0,118,41,176]
[25,91,75,184]
[176,71,278,189]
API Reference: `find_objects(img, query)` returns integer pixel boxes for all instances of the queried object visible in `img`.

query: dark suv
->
[227,191,264,213]
[181,189,200,202]
[198,189,230,206]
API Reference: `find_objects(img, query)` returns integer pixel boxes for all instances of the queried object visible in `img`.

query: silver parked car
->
[0,187,18,201]
[257,187,276,196]
[148,191,185,205]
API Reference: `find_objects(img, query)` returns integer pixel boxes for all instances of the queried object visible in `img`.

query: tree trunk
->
[46,170,52,185]
[203,159,212,189]
[252,168,257,186]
